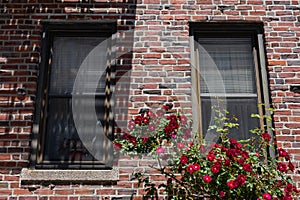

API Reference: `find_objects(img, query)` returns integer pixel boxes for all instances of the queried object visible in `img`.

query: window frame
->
[189,22,273,149]
[30,21,117,170]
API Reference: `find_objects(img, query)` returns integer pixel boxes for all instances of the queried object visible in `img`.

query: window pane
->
[198,37,260,140]
[44,97,105,162]
[201,97,259,140]
[43,36,109,165]
[198,38,256,94]
[49,37,107,95]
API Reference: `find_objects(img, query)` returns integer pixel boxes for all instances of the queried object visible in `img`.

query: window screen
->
[31,23,116,169]
[44,36,107,164]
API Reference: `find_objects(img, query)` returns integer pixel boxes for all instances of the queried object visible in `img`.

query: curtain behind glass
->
[198,38,256,94]
[44,36,107,164]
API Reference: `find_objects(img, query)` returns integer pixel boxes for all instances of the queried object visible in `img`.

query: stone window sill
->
[20,168,118,184]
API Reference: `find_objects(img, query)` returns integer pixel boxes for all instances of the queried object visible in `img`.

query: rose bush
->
[114,105,298,200]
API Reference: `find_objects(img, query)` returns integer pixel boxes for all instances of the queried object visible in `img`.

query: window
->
[31,22,116,169]
[190,22,271,141]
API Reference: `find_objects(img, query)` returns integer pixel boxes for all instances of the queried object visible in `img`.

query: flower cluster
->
[114,106,299,199]
[114,108,191,155]
[173,135,297,199]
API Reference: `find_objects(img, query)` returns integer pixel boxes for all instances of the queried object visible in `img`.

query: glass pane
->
[49,37,107,95]
[198,37,260,140]
[198,38,256,94]
[43,36,110,165]
[44,96,106,163]
[201,97,259,141]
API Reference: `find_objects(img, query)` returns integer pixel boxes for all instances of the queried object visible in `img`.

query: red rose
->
[186,164,194,174]
[192,163,200,171]
[236,174,246,186]
[142,136,148,143]
[206,153,216,161]
[226,148,239,158]
[278,162,287,172]
[241,151,249,159]
[236,142,242,149]
[143,117,149,124]
[155,147,164,154]
[114,142,122,150]
[180,115,187,125]
[262,133,271,142]
[164,125,173,134]
[180,156,188,165]
[282,196,292,200]
[134,115,143,125]
[162,104,172,110]
[242,163,252,172]
[129,137,137,146]
[262,193,272,200]
[227,180,238,189]
[211,162,221,173]
[122,133,131,139]
[278,148,290,160]
[285,183,294,193]
[229,138,237,145]
[221,146,227,152]
[219,191,226,198]
[203,175,212,183]
[237,158,245,165]
[278,148,288,156]
[224,159,231,167]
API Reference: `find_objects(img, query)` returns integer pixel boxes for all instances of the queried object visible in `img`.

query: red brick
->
[144,0,160,3]
[55,189,74,195]
[35,189,54,195]
[286,79,300,84]
[159,60,176,65]
[149,96,167,101]
[150,48,166,53]
[13,189,32,195]
[141,60,158,65]
[50,197,68,200]
[144,54,161,59]
[74,189,94,195]
[0,154,10,160]
[268,60,286,66]
[144,78,162,83]
[0,190,12,195]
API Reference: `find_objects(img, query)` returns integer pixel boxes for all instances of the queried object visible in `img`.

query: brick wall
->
[0,0,300,199]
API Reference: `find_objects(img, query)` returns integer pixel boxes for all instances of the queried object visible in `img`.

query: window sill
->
[20,168,118,184]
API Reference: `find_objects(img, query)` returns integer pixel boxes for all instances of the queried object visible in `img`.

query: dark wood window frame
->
[189,22,273,148]
[30,21,117,170]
